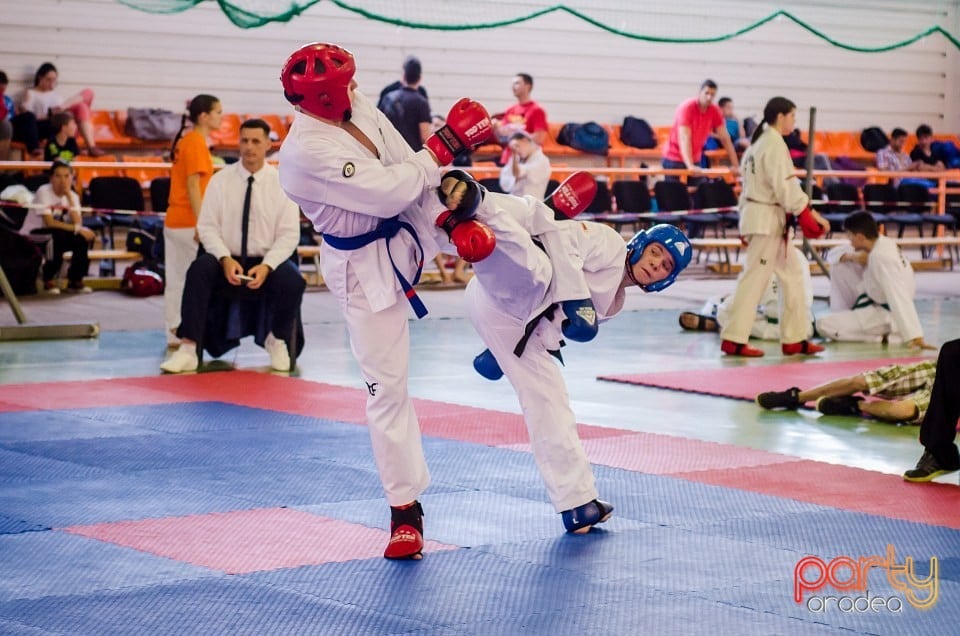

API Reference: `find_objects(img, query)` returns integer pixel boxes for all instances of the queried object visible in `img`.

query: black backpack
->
[860,127,889,153]
[620,116,656,149]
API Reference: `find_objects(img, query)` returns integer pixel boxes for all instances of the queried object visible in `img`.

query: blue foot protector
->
[473,349,503,381]
[562,499,614,534]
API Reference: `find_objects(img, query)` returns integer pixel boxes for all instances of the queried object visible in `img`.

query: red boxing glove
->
[546,171,597,219]
[436,211,496,263]
[797,205,826,239]
[424,98,493,166]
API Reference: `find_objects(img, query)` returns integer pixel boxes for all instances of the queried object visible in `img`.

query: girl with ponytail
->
[718,96,830,358]
[163,94,222,347]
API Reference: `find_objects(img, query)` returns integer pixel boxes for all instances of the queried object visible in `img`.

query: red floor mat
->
[598,357,929,401]
[677,460,960,529]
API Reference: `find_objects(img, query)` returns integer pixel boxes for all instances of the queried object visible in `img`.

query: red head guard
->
[122,267,164,297]
[281,43,356,121]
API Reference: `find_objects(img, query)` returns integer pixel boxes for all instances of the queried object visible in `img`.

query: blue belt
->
[323,216,428,318]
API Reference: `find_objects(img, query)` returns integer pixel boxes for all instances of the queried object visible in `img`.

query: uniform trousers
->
[340,263,430,507]
[175,252,304,348]
[719,232,809,345]
[163,226,197,336]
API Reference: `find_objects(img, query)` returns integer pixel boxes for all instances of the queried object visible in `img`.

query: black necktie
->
[240,175,254,269]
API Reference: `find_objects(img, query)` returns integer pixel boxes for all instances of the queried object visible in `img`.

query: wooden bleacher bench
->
[690,236,960,274]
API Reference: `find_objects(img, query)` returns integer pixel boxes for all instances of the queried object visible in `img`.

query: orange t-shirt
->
[164,130,213,228]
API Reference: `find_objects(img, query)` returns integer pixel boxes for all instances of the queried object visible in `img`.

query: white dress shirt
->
[197,161,301,271]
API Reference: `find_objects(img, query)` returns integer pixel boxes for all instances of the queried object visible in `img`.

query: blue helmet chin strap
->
[625,224,693,293]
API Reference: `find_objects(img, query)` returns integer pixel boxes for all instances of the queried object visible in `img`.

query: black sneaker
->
[756,387,802,410]
[816,395,861,416]
[903,450,960,482]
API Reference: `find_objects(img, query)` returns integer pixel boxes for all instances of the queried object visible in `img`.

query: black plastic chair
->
[88,176,147,275]
[652,180,690,229]
[824,183,862,232]
[150,176,171,213]
[478,177,504,194]
[583,180,612,215]
[605,180,651,232]
[864,183,922,241]
[694,179,738,235]
[900,182,958,259]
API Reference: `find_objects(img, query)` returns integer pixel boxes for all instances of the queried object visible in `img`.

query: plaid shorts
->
[862,360,937,423]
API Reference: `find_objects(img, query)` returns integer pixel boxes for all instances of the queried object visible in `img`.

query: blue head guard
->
[626,224,692,292]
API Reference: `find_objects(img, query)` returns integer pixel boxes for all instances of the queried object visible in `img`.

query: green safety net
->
[118,1,960,52]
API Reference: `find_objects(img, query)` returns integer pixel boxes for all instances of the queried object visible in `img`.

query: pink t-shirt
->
[663,97,723,163]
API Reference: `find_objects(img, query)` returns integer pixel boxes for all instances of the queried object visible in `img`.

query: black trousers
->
[34,228,90,284]
[176,252,305,348]
[919,338,960,468]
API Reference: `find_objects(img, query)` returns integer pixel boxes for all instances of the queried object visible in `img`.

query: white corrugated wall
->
[1,0,957,133]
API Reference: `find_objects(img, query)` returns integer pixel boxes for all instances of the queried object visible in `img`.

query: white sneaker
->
[160,345,198,373]
[264,333,291,371]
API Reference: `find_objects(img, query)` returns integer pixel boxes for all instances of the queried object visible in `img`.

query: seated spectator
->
[492,73,548,164]
[27,160,95,294]
[43,112,79,163]
[783,127,837,184]
[704,96,749,153]
[0,71,12,160]
[498,131,551,199]
[903,339,960,482]
[909,124,945,171]
[20,62,104,157]
[2,70,42,159]
[756,358,936,424]
[161,119,305,373]
[875,127,923,186]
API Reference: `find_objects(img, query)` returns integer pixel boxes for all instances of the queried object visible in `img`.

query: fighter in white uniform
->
[278,43,495,561]
[816,210,933,349]
[441,171,693,533]
[718,96,830,357]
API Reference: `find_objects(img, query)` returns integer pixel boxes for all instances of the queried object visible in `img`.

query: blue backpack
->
[557,122,609,155]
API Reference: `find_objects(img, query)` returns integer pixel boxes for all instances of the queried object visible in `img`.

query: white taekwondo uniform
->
[719,124,811,346]
[464,190,626,512]
[817,236,922,343]
[279,90,451,507]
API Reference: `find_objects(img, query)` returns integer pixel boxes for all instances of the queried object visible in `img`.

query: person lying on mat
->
[902,339,960,482]
[756,357,937,424]
[679,246,814,343]
[438,169,692,535]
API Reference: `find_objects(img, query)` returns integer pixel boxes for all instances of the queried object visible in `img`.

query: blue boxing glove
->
[561,299,598,342]
[473,348,503,381]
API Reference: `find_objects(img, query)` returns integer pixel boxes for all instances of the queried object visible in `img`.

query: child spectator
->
[44,112,79,163]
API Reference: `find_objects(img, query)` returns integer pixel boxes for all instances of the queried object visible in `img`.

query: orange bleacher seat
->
[243,113,288,144]
[76,111,133,150]
[73,154,121,189]
[541,122,581,158]
[122,154,168,187]
[209,113,242,150]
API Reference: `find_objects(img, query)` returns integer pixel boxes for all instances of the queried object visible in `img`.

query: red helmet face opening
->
[281,43,356,121]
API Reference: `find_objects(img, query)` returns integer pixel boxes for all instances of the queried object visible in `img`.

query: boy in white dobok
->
[816,211,934,350]
[439,170,693,535]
